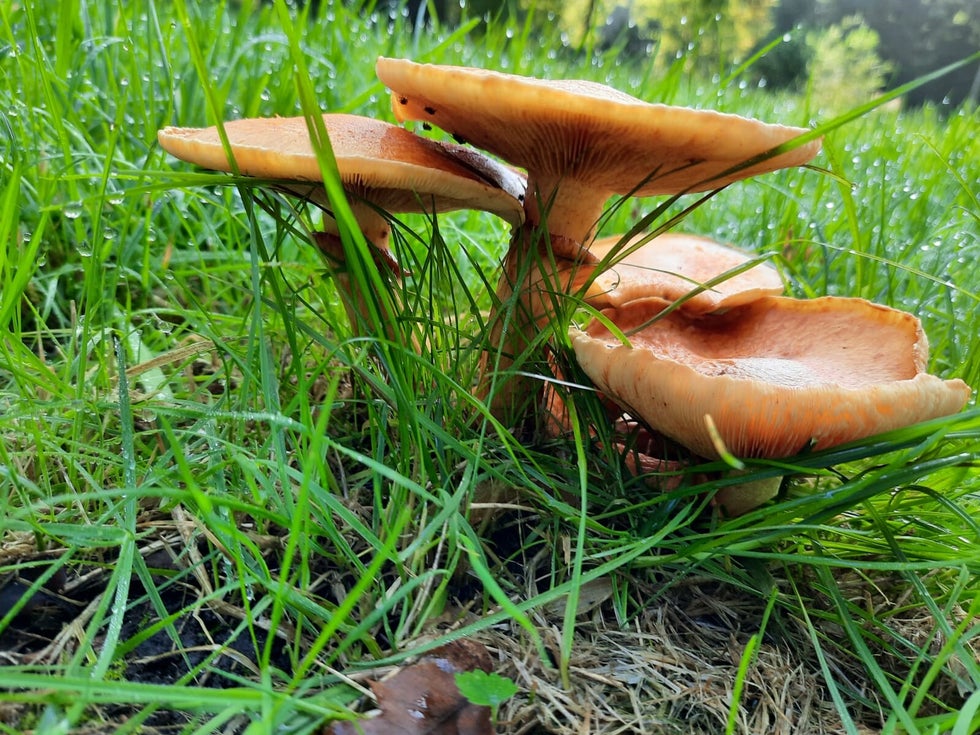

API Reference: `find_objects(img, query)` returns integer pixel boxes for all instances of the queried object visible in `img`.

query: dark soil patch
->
[0,534,293,733]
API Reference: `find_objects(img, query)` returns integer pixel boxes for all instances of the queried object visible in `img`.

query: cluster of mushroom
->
[158,58,972,515]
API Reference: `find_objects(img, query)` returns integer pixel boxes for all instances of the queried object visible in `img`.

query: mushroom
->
[529,231,785,323]
[158,113,524,253]
[375,58,820,420]
[569,295,972,462]
[375,58,821,253]
[158,113,525,340]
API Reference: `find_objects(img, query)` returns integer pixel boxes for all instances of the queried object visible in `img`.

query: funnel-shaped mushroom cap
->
[570,296,972,459]
[157,113,526,235]
[376,57,821,247]
[550,232,785,315]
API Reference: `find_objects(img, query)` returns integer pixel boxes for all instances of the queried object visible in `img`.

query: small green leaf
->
[454,670,519,710]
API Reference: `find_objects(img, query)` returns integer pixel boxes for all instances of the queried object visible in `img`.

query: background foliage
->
[388,0,979,107]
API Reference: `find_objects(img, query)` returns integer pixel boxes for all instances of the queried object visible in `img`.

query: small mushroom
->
[158,113,525,341]
[569,295,972,461]
[376,58,821,252]
[158,113,525,251]
[530,231,785,323]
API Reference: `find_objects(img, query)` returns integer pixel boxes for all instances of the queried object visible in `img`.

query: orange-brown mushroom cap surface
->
[157,113,526,233]
[570,296,972,459]
[376,57,821,246]
[547,232,785,316]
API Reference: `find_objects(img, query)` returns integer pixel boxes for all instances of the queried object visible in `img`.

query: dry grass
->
[484,574,972,734]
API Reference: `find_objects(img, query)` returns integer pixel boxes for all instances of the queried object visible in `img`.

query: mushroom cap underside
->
[157,113,525,225]
[545,232,785,315]
[570,296,972,459]
[376,57,822,197]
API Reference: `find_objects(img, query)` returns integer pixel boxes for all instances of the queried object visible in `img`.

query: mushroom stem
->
[311,230,416,350]
[332,200,395,258]
[479,224,599,423]
[522,174,610,256]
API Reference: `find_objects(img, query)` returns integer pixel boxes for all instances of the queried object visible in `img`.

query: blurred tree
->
[806,15,892,115]
[533,0,777,69]
[363,0,976,108]
[768,0,979,107]
[747,29,812,91]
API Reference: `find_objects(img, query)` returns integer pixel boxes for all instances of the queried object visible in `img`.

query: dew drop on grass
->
[64,204,84,220]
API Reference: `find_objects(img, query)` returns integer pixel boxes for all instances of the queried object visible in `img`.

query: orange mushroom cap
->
[376,57,821,249]
[157,113,526,248]
[570,295,972,459]
[542,232,785,317]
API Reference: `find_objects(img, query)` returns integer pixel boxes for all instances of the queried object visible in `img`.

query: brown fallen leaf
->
[327,639,495,735]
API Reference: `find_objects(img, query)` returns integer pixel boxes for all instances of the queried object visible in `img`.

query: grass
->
[1,0,978,733]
